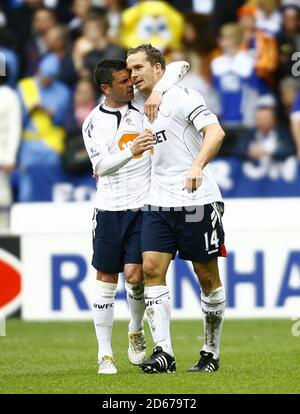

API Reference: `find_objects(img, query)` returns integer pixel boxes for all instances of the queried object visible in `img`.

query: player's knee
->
[126,272,143,285]
[143,259,160,281]
[96,271,118,284]
[125,264,143,285]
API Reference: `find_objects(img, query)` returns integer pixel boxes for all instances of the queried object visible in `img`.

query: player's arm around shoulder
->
[143,61,190,123]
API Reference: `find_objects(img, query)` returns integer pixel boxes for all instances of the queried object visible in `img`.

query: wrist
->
[192,160,205,170]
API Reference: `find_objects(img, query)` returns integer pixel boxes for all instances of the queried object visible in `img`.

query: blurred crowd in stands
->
[1,0,300,227]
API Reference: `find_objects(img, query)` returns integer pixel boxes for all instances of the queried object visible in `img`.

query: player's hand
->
[144,91,162,123]
[183,166,203,193]
[131,132,156,156]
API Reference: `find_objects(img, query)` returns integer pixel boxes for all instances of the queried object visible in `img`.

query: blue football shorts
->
[141,202,227,263]
[92,208,142,273]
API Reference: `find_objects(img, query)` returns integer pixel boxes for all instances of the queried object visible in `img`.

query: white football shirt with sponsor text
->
[82,100,150,210]
[143,85,223,207]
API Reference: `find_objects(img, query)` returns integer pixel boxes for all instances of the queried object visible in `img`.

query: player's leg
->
[91,209,123,374]
[143,251,173,352]
[124,263,147,365]
[93,271,118,374]
[141,251,176,373]
[123,210,147,364]
[177,203,226,372]
[190,258,226,372]
[124,263,145,334]
[139,207,177,373]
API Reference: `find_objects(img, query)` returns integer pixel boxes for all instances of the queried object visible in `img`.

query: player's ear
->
[154,63,163,75]
[101,83,110,95]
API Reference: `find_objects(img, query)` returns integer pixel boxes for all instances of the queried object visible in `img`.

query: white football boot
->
[98,355,117,375]
[128,331,147,365]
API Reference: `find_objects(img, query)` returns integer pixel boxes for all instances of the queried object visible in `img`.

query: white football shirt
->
[82,100,150,210]
[144,85,223,207]
[81,61,191,211]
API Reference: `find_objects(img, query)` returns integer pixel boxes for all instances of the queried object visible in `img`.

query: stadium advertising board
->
[10,200,300,320]
[0,236,22,318]
[17,156,300,201]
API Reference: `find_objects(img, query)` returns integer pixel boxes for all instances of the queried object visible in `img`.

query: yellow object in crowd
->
[120,0,184,52]
[19,78,65,154]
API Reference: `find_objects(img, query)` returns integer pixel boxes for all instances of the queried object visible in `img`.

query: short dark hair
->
[127,44,166,71]
[94,59,127,89]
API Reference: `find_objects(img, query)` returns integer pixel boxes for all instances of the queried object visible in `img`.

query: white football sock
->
[125,282,146,334]
[92,280,117,363]
[201,287,226,359]
[144,285,174,356]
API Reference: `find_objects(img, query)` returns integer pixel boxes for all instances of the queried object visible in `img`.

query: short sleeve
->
[180,87,219,131]
[82,118,111,170]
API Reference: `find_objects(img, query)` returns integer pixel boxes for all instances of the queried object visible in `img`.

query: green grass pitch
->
[0,319,299,394]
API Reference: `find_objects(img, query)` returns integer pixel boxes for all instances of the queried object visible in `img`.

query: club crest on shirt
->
[125,117,135,126]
